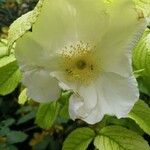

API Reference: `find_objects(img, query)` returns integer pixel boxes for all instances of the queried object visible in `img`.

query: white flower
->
[15,0,146,124]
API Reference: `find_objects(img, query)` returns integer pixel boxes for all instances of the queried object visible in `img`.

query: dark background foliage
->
[0,0,38,38]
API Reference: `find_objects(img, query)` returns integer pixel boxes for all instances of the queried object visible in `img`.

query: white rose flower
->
[14,0,146,124]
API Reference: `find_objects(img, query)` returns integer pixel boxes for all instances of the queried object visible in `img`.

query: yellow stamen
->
[58,41,101,85]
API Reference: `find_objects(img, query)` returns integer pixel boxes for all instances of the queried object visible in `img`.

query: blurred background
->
[0,0,38,38]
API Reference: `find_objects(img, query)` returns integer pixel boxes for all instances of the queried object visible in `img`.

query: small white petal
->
[23,68,61,102]
[51,71,77,90]
[69,72,139,124]
[69,83,97,121]
[76,85,97,113]
[95,72,139,119]
[16,33,58,71]
[70,89,111,124]
[16,33,44,66]
[69,91,107,124]
[69,95,83,120]
[80,102,104,124]
[69,93,105,124]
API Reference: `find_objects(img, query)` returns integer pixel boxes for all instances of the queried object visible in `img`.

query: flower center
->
[58,41,101,85]
[76,60,87,70]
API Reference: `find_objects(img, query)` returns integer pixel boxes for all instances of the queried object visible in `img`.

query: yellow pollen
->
[58,41,101,85]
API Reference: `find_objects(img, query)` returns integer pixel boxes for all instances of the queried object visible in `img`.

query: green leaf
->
[0,69,21,95]
[34,136,51,150]
[59,91,72,105]
[17,110,36,125]
[133,29,150,77]
[105,116,144,135]
[1,118,15,127]
[18,88,28,105]
[8,0,44,49]
[0,144,18,150]
[7,145,18,150]
[132,29,150,95]
[7,131,28,144]
[59,92,71,120]
[62,127,95,150]
[16,106,33,114]
[59,105,69,120]
[138,76,150,95]
[128,100,150,135]
[0,39,8,58]
[0,53,21,95]
[94,126,150,150]
[0,127,10,136]
[35,101,61,129]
